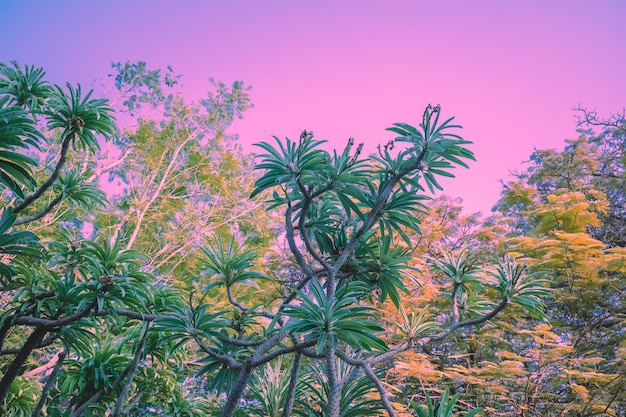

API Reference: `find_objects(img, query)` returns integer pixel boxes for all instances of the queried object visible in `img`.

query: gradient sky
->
[2,0,625,214]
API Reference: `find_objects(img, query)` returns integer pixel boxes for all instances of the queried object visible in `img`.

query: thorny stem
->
[281,352,302,417]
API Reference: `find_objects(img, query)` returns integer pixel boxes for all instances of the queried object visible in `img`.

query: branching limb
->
[340,342,413,388]
[0,326,47,402]
[447,297,508,333]
[296,177,333,272]
[3,334,60,356]
[113,323,150,417]
[281,351,301,417]
[451,282,461,324]
[285,205,317,280]
[33,350,67,417]
[333,147,428,275]
[221,358,253,417]
[14,133,74,214]
[125,129,200,249]
[336,351,397,417]
[193,335,242,369]
[14,300,98,327]
[325,346,341,416]
[225,285,275,320]
[14,192,64,226]
[573,105,626,128]
[251,339,316,367]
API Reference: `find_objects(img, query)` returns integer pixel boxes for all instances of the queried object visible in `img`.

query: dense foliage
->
[0,61,623,417]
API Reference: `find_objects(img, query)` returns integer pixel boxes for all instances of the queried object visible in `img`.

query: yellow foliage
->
[569,383,589,401]
[496,350,533,363]
[476,360,527,378]
[393,352,442,383]
[553,231,604,248]
[605,247,626,272]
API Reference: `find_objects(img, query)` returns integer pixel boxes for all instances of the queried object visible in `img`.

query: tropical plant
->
[0,62,186,416]
[153,105,551,417]
[411,388,482,417]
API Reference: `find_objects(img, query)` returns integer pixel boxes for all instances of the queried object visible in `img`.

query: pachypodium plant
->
[156,105,551,417]
[0,62,185,416]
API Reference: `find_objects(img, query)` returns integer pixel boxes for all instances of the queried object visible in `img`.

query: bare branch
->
[113,323,150,417]
[33,350,66,417]
[14,133,74,214]
[14,300,97,328]
[281,352,301,417]
[13,192,64,226]
[193,334,242,369]
[336,351,398,417]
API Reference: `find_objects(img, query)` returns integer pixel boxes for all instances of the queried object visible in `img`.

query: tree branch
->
[113,323,150,417]
[447,297,508,333]
[14,300,97,327]
[13,192,64,226]
[285,204,317,280]
[33,350,66,417]
[193,334,242,369]
[281,351,301,417]
[332,147,428,275]
[337,351,398,417]
[295,177,333,272]
[3,334,60,356]
[125,129,200,250]
[251,339,316,367]
[14,133,74,214]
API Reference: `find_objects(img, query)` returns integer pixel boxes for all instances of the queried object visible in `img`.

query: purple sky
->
[2,0,625,214]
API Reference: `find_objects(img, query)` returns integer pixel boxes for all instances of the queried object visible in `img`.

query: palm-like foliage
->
[294,360,384,417]
[411,388,482,417]
[200,106,539,417]
[199,237,265,288]
[53,168,108,208]
[0,85,550,417]
[248,358,294,417]
[389,307,440,343]
[0,208,41,279]
[0,63,46,196]
[490,256,552,319]
[46,83,117,152]
[60,337,130,413]
[0,61,51,109]
[431,247,482,289]
[282,279,387,354]
[351,234,418,307]
[1,376,42,417]
[0,95,42,197]
[251,131,331,203]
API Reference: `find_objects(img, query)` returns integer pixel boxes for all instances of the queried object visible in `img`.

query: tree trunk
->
[33,350,66,417]
[325,348,341,417]
[281,352,301,417]
[0,326,47,402]
[222,360,253,417]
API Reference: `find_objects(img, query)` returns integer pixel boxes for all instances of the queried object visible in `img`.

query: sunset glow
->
[2,0,625,213]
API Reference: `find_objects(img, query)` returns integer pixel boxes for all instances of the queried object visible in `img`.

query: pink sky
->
[2,0,625,214]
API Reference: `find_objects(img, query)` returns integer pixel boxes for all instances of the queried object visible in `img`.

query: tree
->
[92,62,272,287]
[484,111,626,415]
[155,105,551,417]
[2,60,556,416]
[0,62,185,416]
